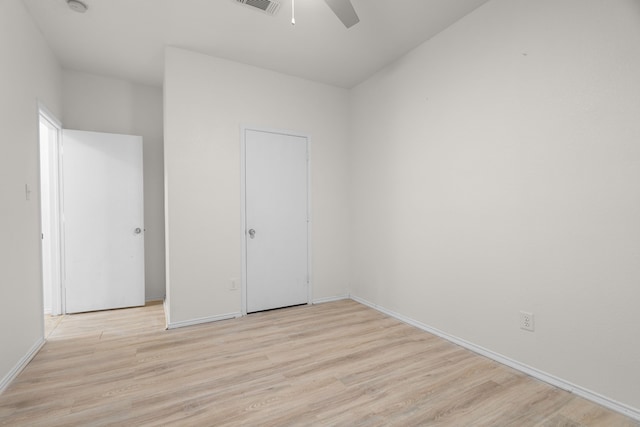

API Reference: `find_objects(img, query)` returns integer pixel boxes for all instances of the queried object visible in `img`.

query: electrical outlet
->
[229,278,238,291]
[520,311,534,332]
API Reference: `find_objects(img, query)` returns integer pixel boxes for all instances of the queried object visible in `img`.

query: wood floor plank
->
[1,300,637,426]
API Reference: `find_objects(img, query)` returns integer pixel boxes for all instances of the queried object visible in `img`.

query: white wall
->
[164,47,350,324]
[62,70,166,301]
[350,0,640,413]
[0,0,61,389]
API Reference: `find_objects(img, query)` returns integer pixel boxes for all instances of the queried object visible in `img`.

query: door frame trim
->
[240,125,312,316]
[38,102,65,317]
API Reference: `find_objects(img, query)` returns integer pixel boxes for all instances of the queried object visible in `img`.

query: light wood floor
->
[44,313,64,338]
[1,300,637,426]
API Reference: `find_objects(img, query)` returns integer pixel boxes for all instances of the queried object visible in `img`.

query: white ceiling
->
[23,0,490,88]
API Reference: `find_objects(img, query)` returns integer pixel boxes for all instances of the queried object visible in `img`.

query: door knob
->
[248,229,256,239]
[134,228,142,234]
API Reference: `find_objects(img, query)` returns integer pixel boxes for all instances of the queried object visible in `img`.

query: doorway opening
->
[38,104,63,317]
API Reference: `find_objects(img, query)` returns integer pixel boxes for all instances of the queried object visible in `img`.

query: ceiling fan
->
[323,0,360,28]
[235,0,360,29]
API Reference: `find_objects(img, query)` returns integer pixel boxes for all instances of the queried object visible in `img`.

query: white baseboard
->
[313,294,350,305]
[350,295,640,422]
[165,295,349,329]
[166,312,241,330]
[0,338,45,393]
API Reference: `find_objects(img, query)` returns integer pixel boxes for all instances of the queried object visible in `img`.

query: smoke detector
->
[67,0,88,13]
[235,0,281,16]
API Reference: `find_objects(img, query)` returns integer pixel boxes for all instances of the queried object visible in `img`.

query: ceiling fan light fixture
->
[67,0,88,13]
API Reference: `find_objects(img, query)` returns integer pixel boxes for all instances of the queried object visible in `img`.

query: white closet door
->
[245,129,309,313]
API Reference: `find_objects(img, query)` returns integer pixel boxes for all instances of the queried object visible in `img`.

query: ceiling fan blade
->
[324,0,360,28]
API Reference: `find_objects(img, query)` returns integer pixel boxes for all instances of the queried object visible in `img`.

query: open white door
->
[62,130,145,313]
[244,128,309,313]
